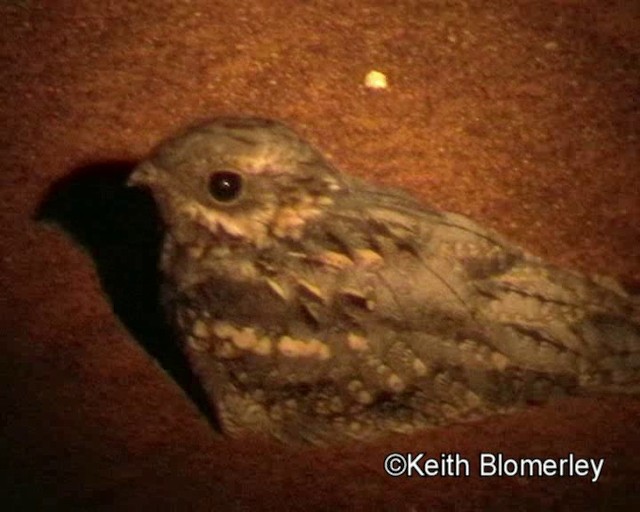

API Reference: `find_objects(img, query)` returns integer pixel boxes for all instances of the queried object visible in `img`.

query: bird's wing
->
[311,188,640,402]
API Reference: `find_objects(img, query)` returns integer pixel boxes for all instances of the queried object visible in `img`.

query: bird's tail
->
[474,260,640,394]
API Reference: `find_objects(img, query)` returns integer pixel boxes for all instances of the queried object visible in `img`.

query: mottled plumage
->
[129,118,640,444]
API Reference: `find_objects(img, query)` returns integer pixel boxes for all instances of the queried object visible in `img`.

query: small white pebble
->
[364,70,388,89]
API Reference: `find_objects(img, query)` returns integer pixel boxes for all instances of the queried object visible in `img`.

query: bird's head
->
[129,118,344,249]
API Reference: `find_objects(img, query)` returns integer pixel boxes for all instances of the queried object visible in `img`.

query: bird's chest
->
[162,228,475,339]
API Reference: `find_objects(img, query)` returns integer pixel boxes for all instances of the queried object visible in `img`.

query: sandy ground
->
[1,0,639,510]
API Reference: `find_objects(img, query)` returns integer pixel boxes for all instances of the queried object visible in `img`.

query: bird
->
[129,117,640,444]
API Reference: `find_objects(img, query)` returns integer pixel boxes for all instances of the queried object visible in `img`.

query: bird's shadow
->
[36,160,219,429]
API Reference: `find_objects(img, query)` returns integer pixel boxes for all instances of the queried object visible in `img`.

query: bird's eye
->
[208,171,243,203]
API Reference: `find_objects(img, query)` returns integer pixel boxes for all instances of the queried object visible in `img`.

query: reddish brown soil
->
[2,1,639,510]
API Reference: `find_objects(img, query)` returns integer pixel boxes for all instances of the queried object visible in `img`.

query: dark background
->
[2,1,639,509]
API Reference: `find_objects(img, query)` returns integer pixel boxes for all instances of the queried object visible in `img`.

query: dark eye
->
[208,171,243,202]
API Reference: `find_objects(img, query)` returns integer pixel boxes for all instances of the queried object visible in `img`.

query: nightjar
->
[129,118,640,444]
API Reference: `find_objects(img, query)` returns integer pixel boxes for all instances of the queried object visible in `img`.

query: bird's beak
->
[127,161,159,188]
